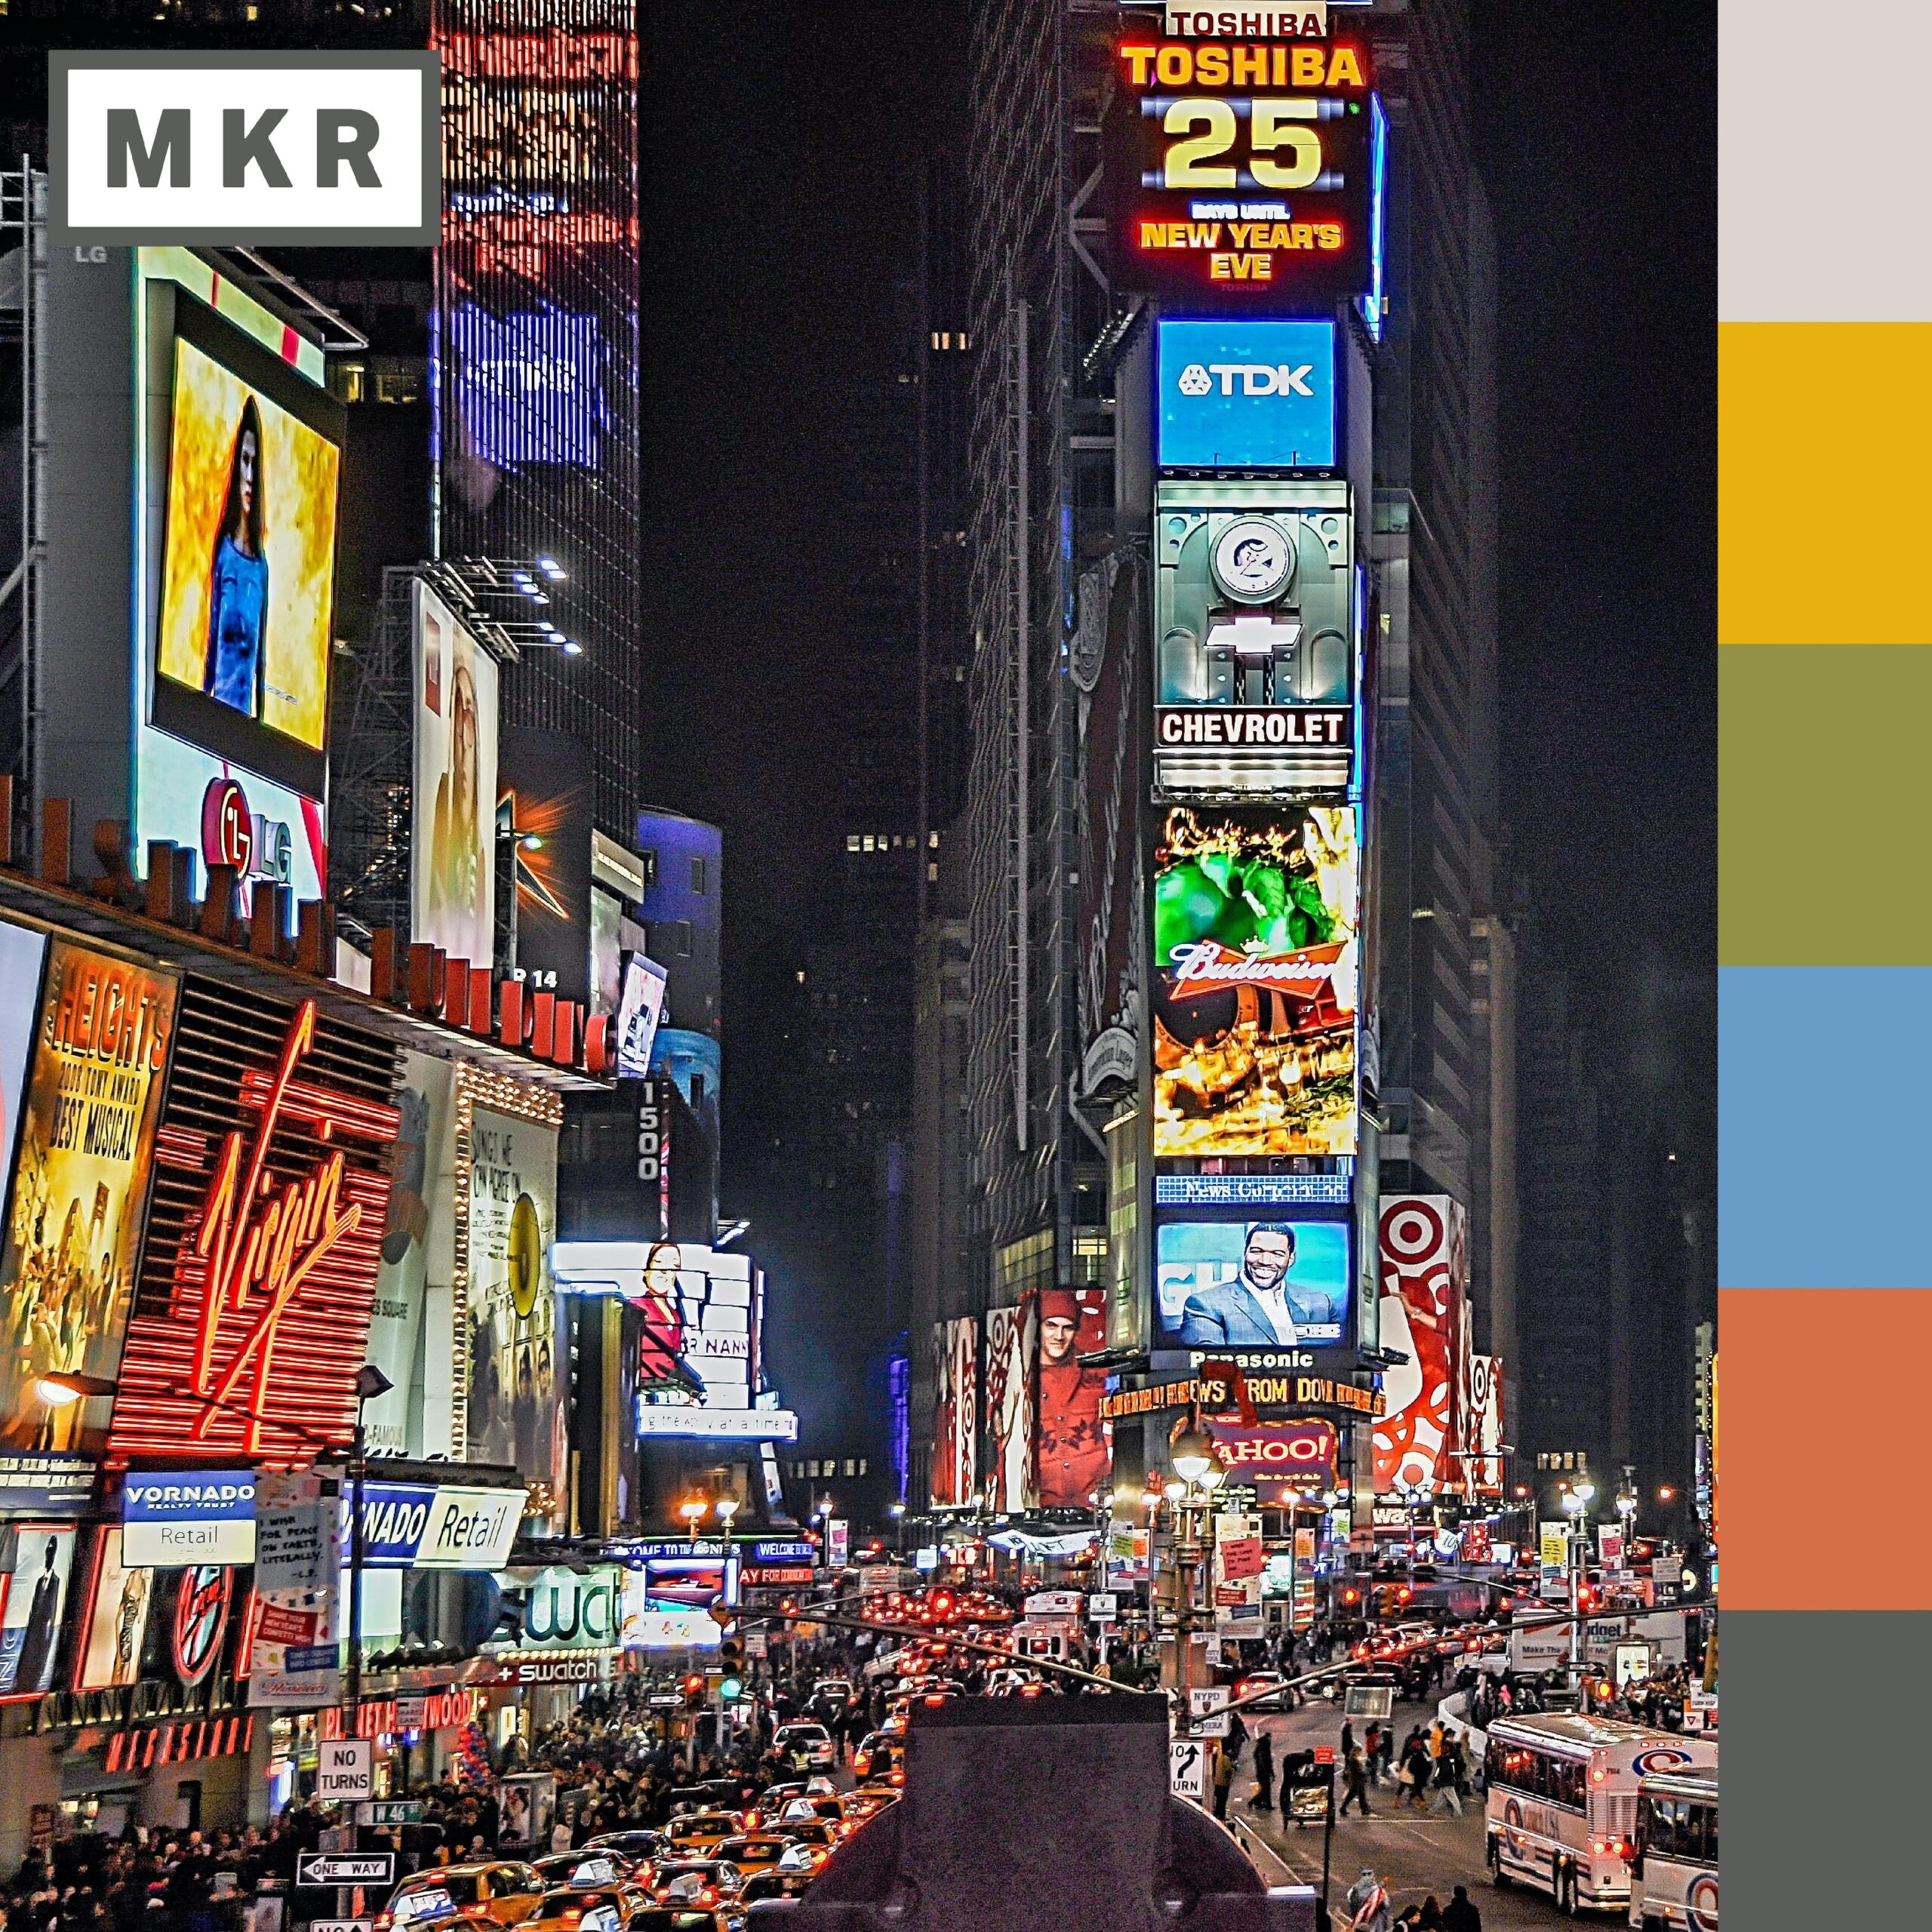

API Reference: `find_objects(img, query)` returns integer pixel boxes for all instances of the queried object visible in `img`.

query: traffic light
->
[718,1634,744,1700]
[1339,1584,1361,1608]
[682,1672,706,1709]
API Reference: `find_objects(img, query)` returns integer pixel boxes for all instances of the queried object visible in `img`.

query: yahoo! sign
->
[50,52,439,247]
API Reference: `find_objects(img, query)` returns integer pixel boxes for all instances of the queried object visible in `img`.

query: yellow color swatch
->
[1720,321,1932,645]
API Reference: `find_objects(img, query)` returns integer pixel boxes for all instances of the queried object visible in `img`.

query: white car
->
[774,1722,838,1770]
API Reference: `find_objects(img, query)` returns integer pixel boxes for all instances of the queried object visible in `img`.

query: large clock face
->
[1212,518,1296,604]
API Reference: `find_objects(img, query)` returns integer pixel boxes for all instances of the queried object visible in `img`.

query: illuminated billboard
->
[134,254,338,914]
[0,918,48,1221]
[984,1299,1036,1515]
[1154,481,1353,792]
[0,943,177,1460]
[1035,1288,1112,1509]
[1105,33,1374,303]
[1151,802,1358,1157]
[1157,318,1337,469]
[463,1106,565,1501]
[72,1527,153,1694]
[1155,1218,1351,1350]
[930,1318,978,1509]
[1372,1197,1468,1497]
[107,994,400,1466]
[153,322,341,792]
[413,580,501,971]
[368,1052,459,1460]
[448,303,609,471]
[0,1524,79,1699]
[1466,1354,1505,1497]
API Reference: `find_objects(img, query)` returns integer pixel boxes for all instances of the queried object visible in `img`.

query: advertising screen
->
[368,1054,458,1460]
[464,1107,565,1505]
[1158,319,1337,469]
[1155,1219,1351,1349]
[614,955,669,1079]
[412,580,501,971]
[73,1526,153,1693]
[1151,803,1358,1157]
[1104,33,1374,303]
[930,1318,978,1509]
[155,340,339,755]
[1036,1287,1111,1509]
[1372,1196,1468,1496]
[0,1524,78,1699]
[0,943,177,1457]
[0,917,47,1212]
[1466,1355,1505,1497]
[984,1298,1036,1515]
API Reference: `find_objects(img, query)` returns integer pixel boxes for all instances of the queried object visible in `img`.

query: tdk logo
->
[1158,318,1337,471]
[1177,361,1316,399]
[50,51,441,248]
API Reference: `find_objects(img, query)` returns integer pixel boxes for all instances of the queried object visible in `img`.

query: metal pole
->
[1320,1767,1335,1927]
[349,1412,367,1715]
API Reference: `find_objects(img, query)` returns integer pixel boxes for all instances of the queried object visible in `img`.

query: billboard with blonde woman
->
[150,295,343,801]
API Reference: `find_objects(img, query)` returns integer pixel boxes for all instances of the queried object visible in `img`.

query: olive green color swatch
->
[1721,642,1932,965]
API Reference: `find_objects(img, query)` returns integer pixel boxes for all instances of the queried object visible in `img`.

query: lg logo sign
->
[1177,361,1316,399]
[50,51,439,247]
[202,777,293,888]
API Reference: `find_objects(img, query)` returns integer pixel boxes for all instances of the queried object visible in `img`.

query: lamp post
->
[1561,1481,1596,1666]
[42,1363,394,1724]
[680,1497,709,1547]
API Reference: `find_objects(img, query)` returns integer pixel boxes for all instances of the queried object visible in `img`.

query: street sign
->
[356,1802,422,1826]
[394,1696,427,1728]
[648,1693,685,1710]
[746,1631,768,1658]
[1168,1739,1208,1804]
[297,1856,394,1888]
[1189,1687,1231,1738]
[1313,1744,1335,1766]
[311,1921,374,1932]
[1087,1592,1118,1622]
[317,1739,374,1803]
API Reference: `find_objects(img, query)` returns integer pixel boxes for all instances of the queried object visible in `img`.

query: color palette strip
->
[1721,3,1932,1920]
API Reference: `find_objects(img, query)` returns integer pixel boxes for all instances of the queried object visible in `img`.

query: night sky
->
[639,3,1716,1422]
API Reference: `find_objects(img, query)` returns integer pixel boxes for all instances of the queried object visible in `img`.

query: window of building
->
[641,849,658,888]
[677,919,694,956]
[691,855,706,894]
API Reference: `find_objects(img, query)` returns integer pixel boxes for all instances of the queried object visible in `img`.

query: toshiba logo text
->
[50,51,440,247]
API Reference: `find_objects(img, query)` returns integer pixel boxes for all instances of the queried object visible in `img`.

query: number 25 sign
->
[1106,32,1376,303]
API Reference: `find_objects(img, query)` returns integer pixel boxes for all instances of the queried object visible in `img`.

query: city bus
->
[1484,1713,1715,1915]
[1629,1764,1718,1930]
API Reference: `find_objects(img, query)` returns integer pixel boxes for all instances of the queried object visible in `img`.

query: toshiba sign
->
[49,51,440,246]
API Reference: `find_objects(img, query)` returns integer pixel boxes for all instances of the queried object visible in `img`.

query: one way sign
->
[297,1854,395,1888]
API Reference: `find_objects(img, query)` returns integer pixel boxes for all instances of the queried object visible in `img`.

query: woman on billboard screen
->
[202,394,269,721]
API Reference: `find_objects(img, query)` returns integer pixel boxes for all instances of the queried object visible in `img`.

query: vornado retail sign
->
[358,1482,525,1571]
[48,51,441,247]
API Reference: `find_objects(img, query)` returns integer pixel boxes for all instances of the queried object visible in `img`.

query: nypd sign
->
[1157,318,1337,471]
[123,1470,257,1567]
[49,51,440,247]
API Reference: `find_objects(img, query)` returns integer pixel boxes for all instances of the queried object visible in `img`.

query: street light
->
[715,1497,741,1531]
[680,1498,709,1543]
[44,1364,395,1718]
[1171,1428,1214,1484]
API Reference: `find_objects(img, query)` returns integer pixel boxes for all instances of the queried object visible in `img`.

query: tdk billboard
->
[1157,318,1337,471]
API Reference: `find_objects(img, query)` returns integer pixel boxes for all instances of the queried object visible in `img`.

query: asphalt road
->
[1224,1694,1570,1930]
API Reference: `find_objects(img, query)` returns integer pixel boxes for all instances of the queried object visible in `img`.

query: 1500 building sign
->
[1105,34,1374,303]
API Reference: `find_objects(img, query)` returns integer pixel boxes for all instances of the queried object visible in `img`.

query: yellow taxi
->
[379,1865,547,1932]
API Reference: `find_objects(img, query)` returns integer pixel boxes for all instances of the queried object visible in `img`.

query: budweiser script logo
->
[1164,940,1349,1000]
